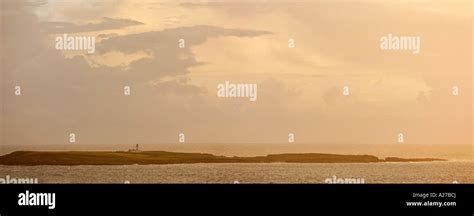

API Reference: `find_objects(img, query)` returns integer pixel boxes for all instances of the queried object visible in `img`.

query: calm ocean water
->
[1,161,473,183]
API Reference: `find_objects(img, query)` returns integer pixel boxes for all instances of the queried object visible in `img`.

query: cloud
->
[1,1,275,145]
[97,25,271,53]
[46,17,144,33]
[96,25,270,81]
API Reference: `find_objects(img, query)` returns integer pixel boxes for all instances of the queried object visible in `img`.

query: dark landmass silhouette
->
[0,151,446,166]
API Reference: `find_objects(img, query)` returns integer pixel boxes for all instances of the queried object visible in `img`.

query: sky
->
[0,0,472,146]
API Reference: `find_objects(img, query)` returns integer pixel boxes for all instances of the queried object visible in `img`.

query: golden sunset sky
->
[1,0,472,146]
